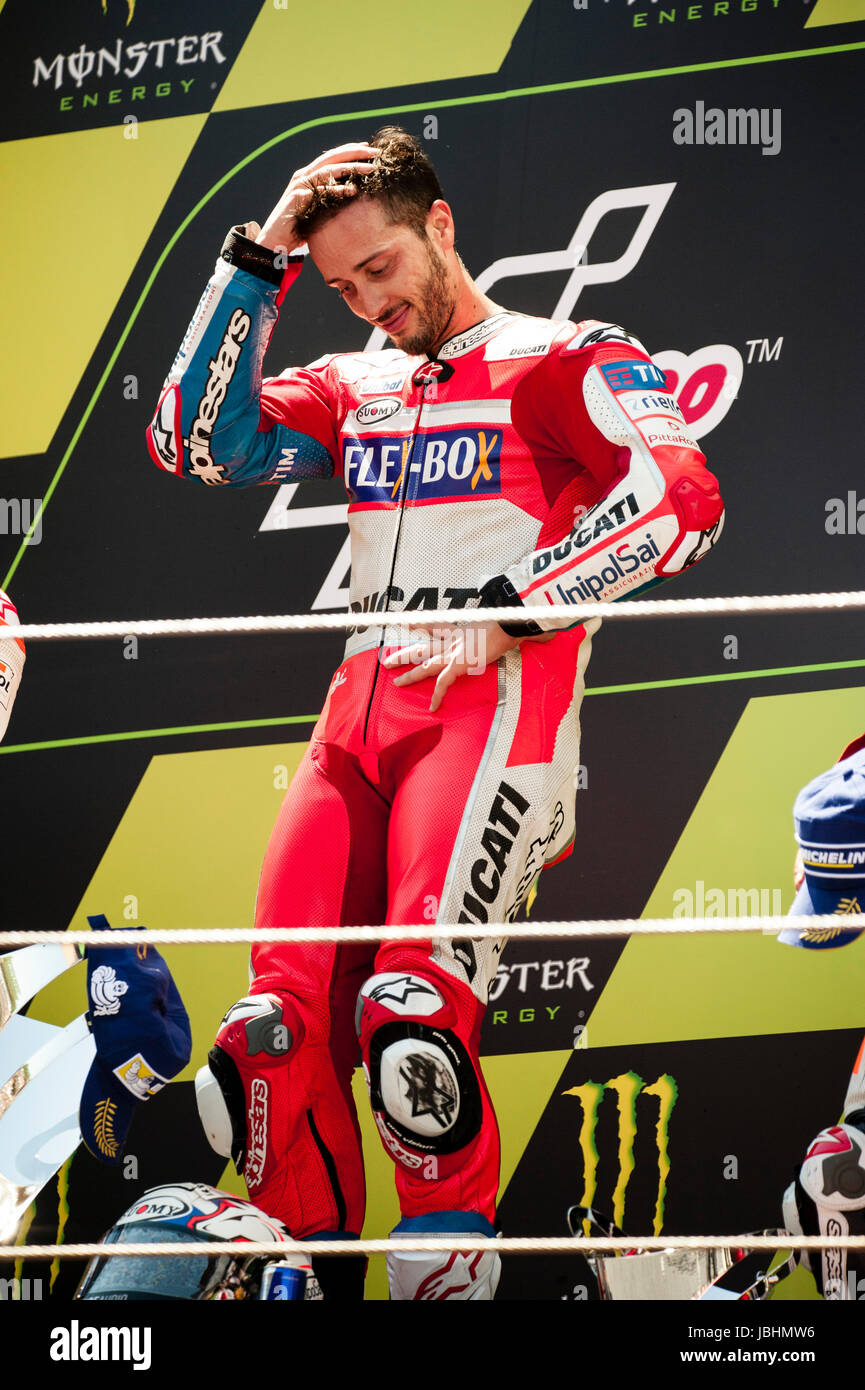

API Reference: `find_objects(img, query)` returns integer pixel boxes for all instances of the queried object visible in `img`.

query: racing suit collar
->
[433,311,514,361]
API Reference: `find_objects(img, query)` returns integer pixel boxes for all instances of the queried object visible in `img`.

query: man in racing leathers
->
[147,127,724,1300]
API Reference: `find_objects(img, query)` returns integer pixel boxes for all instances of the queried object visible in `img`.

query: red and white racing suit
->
[148,227,723,1246]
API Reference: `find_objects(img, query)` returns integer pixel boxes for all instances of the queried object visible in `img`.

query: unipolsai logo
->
[563,1070,678,1235]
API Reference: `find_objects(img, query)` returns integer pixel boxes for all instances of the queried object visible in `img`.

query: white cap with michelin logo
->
[779,741,865,949]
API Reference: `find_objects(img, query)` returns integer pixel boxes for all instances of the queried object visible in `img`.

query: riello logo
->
[563,1071,678,1235]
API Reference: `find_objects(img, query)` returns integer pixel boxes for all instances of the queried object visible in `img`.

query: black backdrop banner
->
[1,0,863,1304]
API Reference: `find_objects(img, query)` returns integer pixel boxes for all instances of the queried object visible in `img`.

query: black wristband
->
[478,575,544,637]
[219,225,295,287]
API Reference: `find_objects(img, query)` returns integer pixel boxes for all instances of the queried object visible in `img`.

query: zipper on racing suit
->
[360,367,435,748]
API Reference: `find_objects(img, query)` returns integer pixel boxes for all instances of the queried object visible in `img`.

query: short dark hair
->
[294,126,445,240]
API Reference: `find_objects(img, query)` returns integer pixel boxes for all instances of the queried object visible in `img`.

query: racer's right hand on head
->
[255,143,382,254]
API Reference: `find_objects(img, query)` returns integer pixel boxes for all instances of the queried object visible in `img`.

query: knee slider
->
[216,993,304,1063]
[357,973,483,1159]
[799,1123,865,1210]
[784,1122,865,1299]
[195,994,303,1170]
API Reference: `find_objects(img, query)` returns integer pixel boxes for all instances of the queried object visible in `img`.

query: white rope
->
[5,590,865,641]
[3,1234,863,1260]
[0,914,859,949]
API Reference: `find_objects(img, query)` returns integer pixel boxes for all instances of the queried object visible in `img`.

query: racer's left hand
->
[381,621,518,712]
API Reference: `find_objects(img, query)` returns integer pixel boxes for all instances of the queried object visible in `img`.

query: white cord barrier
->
[5,590,865,642]
[0,914,860,949]
[3,1234,865,1261]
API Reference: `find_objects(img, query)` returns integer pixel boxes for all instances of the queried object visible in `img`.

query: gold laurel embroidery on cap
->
[94,1097,119,1157]
[802,925,844,943]
[836,896,862,916]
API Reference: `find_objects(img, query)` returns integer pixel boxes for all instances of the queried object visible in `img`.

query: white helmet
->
[75,1182,321,1301]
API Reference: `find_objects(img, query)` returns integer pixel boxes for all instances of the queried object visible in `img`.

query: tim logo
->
[564,1070,678,1236]
[601,359,667,393]
[343,429,502,504]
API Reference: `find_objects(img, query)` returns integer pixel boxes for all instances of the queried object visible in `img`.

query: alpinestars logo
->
[824,1217,845,1300]
[399,1052,458,1130]
[507,802,566,920]
[245,1078,268,1187]
[186,308,250,484]
[412,359,454,386]
[373,1110,423,1169]
[566,322,648,354]
[365,975,444,1014]
[148,385,180,471]
[680,518,724,568]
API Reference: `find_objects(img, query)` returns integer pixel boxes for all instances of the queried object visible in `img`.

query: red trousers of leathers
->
[240,630,586,1237]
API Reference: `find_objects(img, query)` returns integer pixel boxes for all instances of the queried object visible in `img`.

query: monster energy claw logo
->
[564,1071,678,1236]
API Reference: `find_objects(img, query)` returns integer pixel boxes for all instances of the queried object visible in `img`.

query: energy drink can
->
[260,1261,308,1301]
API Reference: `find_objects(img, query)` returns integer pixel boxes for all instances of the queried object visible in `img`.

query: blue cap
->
[79,917,192,1164]
[778,748,865,949]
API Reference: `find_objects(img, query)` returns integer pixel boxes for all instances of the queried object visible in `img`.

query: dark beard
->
[392,240,456,357]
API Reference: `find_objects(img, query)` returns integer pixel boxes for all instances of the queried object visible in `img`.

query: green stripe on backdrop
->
[3,657,864,755]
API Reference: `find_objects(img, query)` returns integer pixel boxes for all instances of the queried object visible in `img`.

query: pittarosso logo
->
[33,32,226,95]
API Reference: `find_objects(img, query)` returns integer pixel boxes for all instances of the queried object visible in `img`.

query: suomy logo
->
[355,397,403,426]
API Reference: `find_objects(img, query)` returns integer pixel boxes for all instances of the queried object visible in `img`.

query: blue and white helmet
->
[75,1182,320,1300]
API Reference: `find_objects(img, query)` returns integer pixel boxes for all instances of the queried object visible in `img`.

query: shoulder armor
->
[561,320,649,356]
